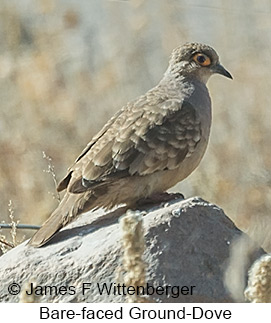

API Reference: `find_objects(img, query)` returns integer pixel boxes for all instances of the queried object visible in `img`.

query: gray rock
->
[0,197,259,302]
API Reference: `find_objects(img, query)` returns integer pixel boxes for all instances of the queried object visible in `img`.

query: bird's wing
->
[56,106,125,191]
[58,99,202,194]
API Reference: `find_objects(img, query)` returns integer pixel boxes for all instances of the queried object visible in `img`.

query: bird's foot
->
[136,192,184,208]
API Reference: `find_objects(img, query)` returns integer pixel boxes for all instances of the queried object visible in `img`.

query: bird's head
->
[166,42,232,84]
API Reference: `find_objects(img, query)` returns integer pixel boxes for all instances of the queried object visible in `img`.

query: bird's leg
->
[136,192,184,208]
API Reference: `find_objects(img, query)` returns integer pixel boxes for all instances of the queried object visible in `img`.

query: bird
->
[28,42,232,247]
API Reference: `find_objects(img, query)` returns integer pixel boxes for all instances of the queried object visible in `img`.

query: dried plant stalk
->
[19,280,39,303]
[245,254,271,303]
[120,210,147,302]
[0,200,19,252]
[42,151,61,203]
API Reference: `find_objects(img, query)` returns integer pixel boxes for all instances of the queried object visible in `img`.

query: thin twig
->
[0,239,14,248]
[8,200,17,246]
[42,151,61,203]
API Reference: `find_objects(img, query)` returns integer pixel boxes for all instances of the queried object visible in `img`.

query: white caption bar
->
[0,303,269,322]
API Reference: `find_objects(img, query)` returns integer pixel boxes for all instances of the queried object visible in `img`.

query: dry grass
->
[0,0,271,254]
[0,200,21,253]
[120,210,147,303]
[245,254,271,303]
[19,280,39,303]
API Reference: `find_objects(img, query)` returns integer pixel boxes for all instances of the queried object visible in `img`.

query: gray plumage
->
[29,42,232,247]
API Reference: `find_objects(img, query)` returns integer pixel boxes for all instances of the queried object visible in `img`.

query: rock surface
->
[0,197,260,303]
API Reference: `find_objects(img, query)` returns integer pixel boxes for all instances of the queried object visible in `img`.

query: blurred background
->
[0,0,271,247]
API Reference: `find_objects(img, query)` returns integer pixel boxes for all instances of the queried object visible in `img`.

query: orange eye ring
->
[193,53,211,67]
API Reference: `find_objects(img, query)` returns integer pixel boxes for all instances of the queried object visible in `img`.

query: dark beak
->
[212,63,233,79]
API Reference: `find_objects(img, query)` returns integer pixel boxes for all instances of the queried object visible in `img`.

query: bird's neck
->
[158,70,200,100]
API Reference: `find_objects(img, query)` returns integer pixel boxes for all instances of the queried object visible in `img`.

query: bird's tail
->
[28,207,65,247]
[28,191,94,247]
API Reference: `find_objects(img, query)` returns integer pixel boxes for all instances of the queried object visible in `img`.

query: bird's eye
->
[193,53,211,67]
